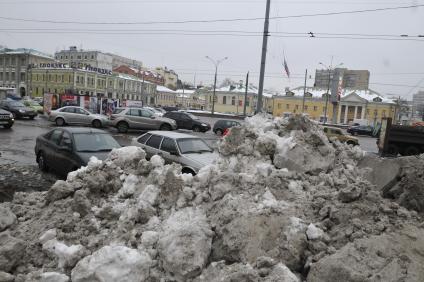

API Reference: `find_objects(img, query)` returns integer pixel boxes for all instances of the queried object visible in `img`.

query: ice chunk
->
[306,224,324,240]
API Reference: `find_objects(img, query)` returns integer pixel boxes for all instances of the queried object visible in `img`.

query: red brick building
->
[113,65,165,86]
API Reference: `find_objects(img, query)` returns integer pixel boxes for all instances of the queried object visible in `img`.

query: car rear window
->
[137,133,151,144]
[49,129,63,145]
[146,135,163,149]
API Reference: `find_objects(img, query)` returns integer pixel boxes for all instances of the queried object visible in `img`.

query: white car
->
[131,131,217,175]
[48,106,109,128]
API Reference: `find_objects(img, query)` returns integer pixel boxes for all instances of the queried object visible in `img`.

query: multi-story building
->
[55,46,143,72]
[198,83,273,115]
[155,86,177,107]
[29,66,155,104]
[0,48,55,97]
[175,89,205,109]
[412,91,424,119]
[273,86,396,125]
[315,68,370,90]
[113,65,165,85]
[155,67,178,90]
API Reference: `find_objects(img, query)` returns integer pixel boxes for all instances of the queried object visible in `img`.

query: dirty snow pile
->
[1,115,424,282]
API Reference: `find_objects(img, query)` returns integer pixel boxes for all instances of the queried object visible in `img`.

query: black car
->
[35,127,121,176]
[163,111,211,132]
[0,108,14,129]
[347,125,374,136]
[162,106,179,112]
[0,100,37,119]
[213,119,241,135]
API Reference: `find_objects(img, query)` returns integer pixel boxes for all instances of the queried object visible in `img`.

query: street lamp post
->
[205,56,227,115]
[319,61,343,124]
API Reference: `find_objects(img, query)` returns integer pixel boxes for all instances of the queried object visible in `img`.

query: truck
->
[378,117,424,156]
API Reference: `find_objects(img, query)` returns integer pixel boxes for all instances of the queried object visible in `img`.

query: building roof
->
[0,48,54,60]
[176,89,195,95]
[285,86,395,104]
[156,85,176,93]
[215,84,273,97]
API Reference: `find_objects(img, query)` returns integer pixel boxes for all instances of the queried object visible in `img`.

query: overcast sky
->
[0,0,423,98]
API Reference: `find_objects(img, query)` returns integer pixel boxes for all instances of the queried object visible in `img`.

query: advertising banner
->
[43,93,60,114]
[100,98,119,116]
[123,100,143,108]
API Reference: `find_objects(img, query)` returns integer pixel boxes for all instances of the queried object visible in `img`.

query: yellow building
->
[273,87,397,125]
[199,84,273,115]
[155,85,177,107]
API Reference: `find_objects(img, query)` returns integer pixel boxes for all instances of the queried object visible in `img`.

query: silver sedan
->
[48,106,109,128]
[131,131,217,175]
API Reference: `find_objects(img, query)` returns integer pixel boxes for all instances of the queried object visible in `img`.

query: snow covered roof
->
[0,48,54,60]
[285,87,395,104]
[156,85,176,93]
[176,89,195,95]
[216,85,273,97]
[116,73,153,84]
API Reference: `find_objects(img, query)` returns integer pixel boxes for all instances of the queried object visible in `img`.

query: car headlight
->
[19,109,25,113]
[201,123,207,126]
[9,113,13,118]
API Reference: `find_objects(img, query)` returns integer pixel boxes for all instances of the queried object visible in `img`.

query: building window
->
[304,105,308,111]
[55,74,58,82]
[5,58,9,66]
[286,104,290,109]
[91,55,94,59]
[20,73,25,81]
[70,56,73,59]
[77,55,81,59]
[382,110,386,117]
[60,56,63,59]
[231,96,235,105]
[0,58,3,65]
[278,103,282,109]
[5,72,9,81]
[62,75,64,82]
[295,105,299,110]
[20,58,25,65]
[223,96,227,104]
[11,72,15,81]
[11,58,16,65]
[0,73,3,80]
[84,55,87,59]
[65,56,68,59]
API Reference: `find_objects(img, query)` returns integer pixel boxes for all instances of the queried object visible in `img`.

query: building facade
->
[199,84,273,115]
[412,91,424,120]
[55,46,143,72]
[0,48,56,97]
[29,66,155,104]
[155,86,177,107]
[315,68,370,90]
[155,67,178,90]
[273,87,396,125]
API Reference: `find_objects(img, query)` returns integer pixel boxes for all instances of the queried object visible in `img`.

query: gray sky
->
[0,0,423,99]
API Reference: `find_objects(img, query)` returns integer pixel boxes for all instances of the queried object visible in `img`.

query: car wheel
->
[160,123,172,131]
[37,152,48,172]
[215,129,223,136]
[182,167,196,175]
[353,131,358,136]
[117,121,129,133]
[387,144,399,156]
[404,146,420,156]
[29,116,35,120]
[3,124,12,129]
[193,126,201,132]
[55,117,65,126]
[92,119,102,128]
[346,141,355,146]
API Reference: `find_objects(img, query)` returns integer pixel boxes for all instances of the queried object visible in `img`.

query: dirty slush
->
[1,115,423,282]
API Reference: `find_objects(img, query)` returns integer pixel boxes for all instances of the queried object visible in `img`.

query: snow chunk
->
[42,239,85,269]
[119,174,139,197]
[39,229,57,244]
[40,272,69,282]
[158,207,213,281]
[0,205,17,231]
[71,246,152,282]
[306,223,324,240]
[107,146,146,168]
[150,155,165,168]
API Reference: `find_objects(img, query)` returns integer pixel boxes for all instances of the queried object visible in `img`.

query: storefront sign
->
[39,63,68,68]
[85,65,112,76]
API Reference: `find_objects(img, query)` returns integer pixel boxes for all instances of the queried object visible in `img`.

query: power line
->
[0,4,422,25]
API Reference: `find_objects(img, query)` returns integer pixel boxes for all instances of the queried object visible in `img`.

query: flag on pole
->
[283,58,290,78]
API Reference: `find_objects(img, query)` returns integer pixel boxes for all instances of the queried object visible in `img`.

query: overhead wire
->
[0,4,422,25]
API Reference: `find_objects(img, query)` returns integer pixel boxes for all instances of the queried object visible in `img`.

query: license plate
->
[0,121,8,125]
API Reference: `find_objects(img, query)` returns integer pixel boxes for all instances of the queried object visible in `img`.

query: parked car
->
[213,119,241,135]
[0,108,14,129]
[131,131,217,174]
[110,107,177,133]
[323,126,359,146]
[162,106,179,112]
[32,97,44,105]
[35,127,121,176]
[48,106,109,128]
[143,106,164,117]
[163,111,211,132]
[155,108,167,114]
[347,125,374,136]
[0,100,37,119]
[23,100,44,114]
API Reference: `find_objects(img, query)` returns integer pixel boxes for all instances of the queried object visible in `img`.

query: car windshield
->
[10,101,25,107]
[73,133,120,152]
[177,138,212,154]
[186,113,199,120]
[113,108,125,114]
